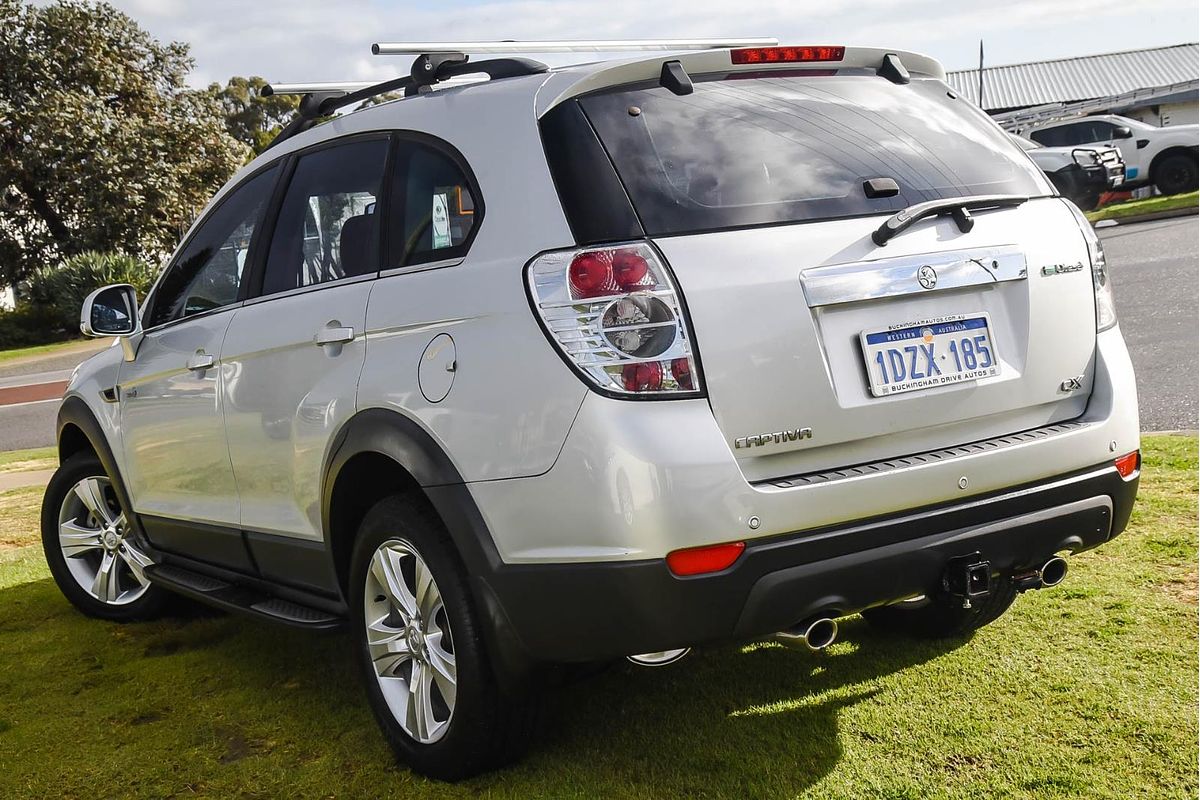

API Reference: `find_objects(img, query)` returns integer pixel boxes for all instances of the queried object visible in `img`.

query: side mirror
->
[81,284,141,337]
[1113,125,1133,139]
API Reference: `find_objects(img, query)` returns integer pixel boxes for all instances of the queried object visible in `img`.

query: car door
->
[120,164,281,568]
[220,136,388,569]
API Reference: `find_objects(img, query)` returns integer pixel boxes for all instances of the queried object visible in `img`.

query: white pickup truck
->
[1011,134,1125,209]
[1027,114,1198,196]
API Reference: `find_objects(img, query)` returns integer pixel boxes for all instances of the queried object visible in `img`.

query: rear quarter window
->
[571,70,1051,236]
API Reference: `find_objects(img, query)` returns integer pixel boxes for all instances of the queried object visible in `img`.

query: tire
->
[41,452,170,622]
[349,493,538,780]
[1153,153,1199,196]
[861,580,1018,640]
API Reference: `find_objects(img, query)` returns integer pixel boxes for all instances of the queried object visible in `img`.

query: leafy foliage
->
[0,0,247,288]
[27,250,158,335]
[209,76,299,157]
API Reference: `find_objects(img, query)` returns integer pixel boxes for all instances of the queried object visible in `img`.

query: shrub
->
[26,252,161,335]
[0,305,64,349]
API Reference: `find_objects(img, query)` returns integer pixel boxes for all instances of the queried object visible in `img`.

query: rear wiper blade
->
[872,194,1030,247]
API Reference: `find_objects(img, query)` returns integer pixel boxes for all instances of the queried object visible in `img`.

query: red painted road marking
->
[0,380,67,406]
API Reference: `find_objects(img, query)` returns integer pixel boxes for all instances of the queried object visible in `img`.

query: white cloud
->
[99,0,1197,86]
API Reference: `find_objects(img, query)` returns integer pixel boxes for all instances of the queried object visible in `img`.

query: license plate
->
[861,314,999,397]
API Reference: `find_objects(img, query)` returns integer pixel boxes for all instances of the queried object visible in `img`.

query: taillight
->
[527,242,703,396]
[731,45,845,65]
[1066,202,1117,332]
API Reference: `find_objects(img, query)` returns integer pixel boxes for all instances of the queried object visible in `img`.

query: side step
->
[145,564,343,631]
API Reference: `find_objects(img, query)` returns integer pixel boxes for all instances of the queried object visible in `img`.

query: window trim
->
[385,130,485,270]
[142,160,285,333]
[242,131,394,302]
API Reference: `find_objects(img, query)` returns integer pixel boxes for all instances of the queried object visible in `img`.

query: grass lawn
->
[0,437,1195,798]
[0,337,107,366]
[0,446,56,475]
[1087,190,1199,223]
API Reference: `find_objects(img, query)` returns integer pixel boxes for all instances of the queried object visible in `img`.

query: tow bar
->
[943,552,992,608]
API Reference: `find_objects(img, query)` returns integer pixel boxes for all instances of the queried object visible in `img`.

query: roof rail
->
[371,38,777,55]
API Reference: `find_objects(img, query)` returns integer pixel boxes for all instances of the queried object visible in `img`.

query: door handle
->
[315,326,355,347]
[186,352,215,371]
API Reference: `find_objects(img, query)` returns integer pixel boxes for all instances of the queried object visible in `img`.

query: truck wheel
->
[1153,153,1198,196]
[349,493,538,780]
[41,453,170,621]
[861,580,1018,639]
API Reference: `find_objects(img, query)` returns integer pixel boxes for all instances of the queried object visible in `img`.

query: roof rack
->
[371,38,777,55]
[263,38,777,150]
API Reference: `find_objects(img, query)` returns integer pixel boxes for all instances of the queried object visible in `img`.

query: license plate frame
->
[860,313,1000,397]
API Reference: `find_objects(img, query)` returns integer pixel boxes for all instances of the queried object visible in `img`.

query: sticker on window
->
[432,192,451,249]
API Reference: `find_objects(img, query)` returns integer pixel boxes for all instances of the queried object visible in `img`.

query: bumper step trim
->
[764,421,1091,488]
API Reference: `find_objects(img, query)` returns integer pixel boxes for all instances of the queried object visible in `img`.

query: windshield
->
[578,71,1051,236]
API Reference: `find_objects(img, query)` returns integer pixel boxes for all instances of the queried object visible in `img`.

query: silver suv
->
[42,41,1141,780]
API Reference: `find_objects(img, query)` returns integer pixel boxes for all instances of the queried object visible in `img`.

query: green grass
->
[0,337,101,365]
[0,446,56,475]
[1087,190,1199,222]
[0,437,1195,798]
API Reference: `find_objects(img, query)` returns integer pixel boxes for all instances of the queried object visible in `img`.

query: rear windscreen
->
[576,71,1051,236]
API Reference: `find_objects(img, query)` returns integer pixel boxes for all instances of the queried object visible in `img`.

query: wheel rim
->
[57,476,152,606]
[363,539,457,744]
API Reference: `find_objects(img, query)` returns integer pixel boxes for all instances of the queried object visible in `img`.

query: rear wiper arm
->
[872,194,1030,247]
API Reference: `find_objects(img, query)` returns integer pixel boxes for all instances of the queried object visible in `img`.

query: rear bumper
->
[476,462,1138,663]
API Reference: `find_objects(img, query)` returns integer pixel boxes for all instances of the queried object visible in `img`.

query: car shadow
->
[0,577,966,797]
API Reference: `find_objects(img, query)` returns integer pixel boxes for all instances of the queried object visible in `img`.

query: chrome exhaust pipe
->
[774,616,838,651]
[626,648,690,667]
[1039,556,1068,588]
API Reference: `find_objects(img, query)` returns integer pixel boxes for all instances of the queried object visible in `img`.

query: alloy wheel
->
[364,538,457,744]
[57,476,152,605]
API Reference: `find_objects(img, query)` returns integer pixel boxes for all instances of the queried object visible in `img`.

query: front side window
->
[388,141,479,268]
[148,165,279,327]
[261,138,389,295]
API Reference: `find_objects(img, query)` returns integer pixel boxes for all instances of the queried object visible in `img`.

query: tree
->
[209,76,299,157]
[0,0,247,288]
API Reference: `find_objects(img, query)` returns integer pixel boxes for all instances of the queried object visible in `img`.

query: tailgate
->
[655,197,1095,480]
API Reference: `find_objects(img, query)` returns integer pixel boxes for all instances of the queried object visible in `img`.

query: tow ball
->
[943,552,992,609]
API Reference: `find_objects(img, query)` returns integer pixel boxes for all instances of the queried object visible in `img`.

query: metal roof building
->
[946,42,1199,112]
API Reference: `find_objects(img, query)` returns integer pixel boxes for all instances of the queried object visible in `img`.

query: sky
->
[105,0,1200,87]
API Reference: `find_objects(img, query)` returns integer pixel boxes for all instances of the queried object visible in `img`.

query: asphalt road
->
[0,216,1194,452]
[1099,215,1198,432]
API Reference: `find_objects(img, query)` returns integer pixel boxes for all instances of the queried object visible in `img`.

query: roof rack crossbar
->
[371,38,777,55]
[262,56,550,151]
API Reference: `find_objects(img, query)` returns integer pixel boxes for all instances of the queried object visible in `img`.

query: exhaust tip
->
[627,648,690,667]
[775,616,839,651]
[803,618,838,651]
[1040,556,1068,588]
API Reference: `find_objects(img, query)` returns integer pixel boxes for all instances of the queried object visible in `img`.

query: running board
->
[145,564,343,631]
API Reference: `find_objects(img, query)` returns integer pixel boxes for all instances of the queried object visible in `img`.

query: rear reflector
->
[667,541,745,576]
[1114,451,1140,479]
[731,45,845,65]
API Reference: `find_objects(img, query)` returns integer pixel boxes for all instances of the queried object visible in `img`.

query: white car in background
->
[1026,114,1199,196]
[1011,134,1125,209]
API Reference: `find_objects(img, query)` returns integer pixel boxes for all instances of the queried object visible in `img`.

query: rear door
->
[574,71,1096,482]
[220,136,387,555]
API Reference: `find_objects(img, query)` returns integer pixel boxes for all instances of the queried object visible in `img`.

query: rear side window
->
[262,138,389,295]
[148,165,280,327]
[572,72,1050,236]
[388,141,479,268]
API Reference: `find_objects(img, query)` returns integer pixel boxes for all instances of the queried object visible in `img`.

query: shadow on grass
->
[0,576,965,797]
